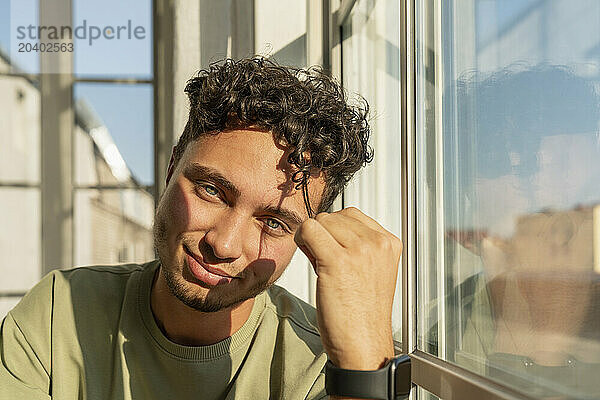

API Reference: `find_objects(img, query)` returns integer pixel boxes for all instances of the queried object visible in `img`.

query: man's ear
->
[165,147,177,187]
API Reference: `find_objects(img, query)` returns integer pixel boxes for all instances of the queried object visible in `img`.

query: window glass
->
[0,0,10,70]
[417,387,440,400]
[0,188,41,292]
[73,83,155,266]
[73,83,154,187]
[416,0,600,397]
[0,75,40,184]
[4,0,40,75]
[74,188,154,266]
[341,0,402,342]
[73,0,152,79]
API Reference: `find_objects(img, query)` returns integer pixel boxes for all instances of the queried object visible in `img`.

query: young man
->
[0,58,402,399]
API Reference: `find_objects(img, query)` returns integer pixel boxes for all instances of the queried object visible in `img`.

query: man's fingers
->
[314,212,363,248]
[297,244,318,272]
[339,207,403,256]
[339,207,387,234]
[294,218,342,271]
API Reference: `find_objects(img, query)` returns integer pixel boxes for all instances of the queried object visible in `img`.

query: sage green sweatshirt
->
[0,260,327,399]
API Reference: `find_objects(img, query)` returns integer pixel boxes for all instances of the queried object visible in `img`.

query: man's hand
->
[294,207,402,370]
[480,236,600,365]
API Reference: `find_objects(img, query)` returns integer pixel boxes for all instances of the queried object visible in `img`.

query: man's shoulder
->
[56,260,154,280]
[264,285,320,338]
[10,260,158,325]
[56,260,157,306]
[54,260,152,287]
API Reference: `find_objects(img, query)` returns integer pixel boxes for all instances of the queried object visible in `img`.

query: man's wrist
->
[329,353,394,371]
[328,339,395,370]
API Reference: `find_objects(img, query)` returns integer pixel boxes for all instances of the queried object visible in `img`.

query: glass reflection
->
[416,0,600,397]
[445,66,600,397]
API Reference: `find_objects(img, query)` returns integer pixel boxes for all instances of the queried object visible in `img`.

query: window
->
[73,0,152,79]
[415,0,600,397]
[73,83,155,266]
[0,0,42,318]
[0,0,156,319]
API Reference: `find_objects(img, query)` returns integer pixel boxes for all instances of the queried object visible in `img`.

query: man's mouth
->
[183,245,237,286]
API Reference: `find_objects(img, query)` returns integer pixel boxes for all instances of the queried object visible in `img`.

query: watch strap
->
[325,355,412,400]
[325,360,389,399]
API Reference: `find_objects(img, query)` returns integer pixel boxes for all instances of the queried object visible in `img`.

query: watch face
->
[391,355,412,398]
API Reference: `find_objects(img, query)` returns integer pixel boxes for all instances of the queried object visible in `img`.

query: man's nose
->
[204,210,246,261]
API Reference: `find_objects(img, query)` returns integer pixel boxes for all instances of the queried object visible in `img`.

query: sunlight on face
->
[153,128,325,312]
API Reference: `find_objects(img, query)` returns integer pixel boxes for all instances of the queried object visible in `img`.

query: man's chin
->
[173,289,231,313]
[162,266,271,313]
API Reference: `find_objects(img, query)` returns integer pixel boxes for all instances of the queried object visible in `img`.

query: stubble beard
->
[161,262,272,312]
[153,209,273,313]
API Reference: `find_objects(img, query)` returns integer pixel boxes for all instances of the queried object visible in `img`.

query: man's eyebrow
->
[184,163,305,226]
[183,163,241,198]
[262,205,305,227]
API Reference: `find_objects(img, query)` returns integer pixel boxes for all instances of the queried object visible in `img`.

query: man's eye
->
[204,185,219,196]
[265,218,283,230]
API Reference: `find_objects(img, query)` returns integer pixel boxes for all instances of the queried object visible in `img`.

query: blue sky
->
[476,0,540,47]
[74,83,154,186]
[1,0,154,185]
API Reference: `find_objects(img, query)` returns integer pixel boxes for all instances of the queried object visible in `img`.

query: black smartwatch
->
[325,355,412,399]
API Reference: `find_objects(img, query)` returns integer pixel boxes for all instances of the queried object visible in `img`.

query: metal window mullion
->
[401,0,418,358]
[307,0,331,71]
[73,77,153,84]
[330,0,343,214]
[230,0,255,60]
[433,0,447,361]
[40,0,74,274]
[0,183,41,188]
[0,292,27,298]
[73,184,154,191]
[153,0,175,205]
[411,350,537,400]
[0,72,40,83]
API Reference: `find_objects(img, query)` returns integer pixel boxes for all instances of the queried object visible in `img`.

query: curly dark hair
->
[173,57,373,215]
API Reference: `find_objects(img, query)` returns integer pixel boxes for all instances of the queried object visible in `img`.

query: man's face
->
[153,128,325,312]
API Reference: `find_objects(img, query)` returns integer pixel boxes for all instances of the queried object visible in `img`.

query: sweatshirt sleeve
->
[305,371,327,399]
[0,314,51,399]
[0,272,56,399]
